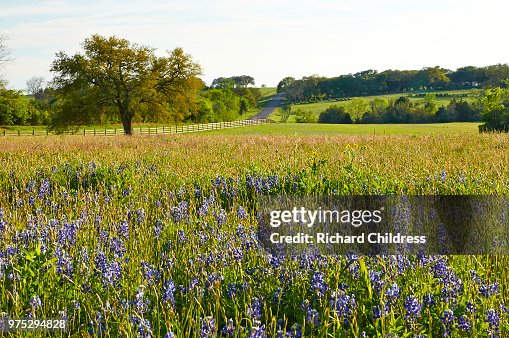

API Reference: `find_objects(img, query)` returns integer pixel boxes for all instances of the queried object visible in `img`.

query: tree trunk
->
[121,116,133,135]
[119,102,133,135]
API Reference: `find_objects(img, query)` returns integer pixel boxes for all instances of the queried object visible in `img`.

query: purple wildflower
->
[404,296,422,320]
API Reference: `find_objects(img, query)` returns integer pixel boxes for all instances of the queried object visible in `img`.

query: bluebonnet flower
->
[200,316,216,338]
[485,309,500,334]
[306,307,320,325]
[5,245,17,257]
[231,247,243,260]
[89,311,105,335]
[177,186,186,199]
[38,178,51,199]
[457,315,472,333]
[369,270,385,293]
[248,297,263,320]
[205,272,223,289]
[54,246,74,275]
[189,278,199,291]
[330,291,356,325]
[162,279,176,305]
[237,206,247,219]
[102,261,122,287]
[423,293,436,308]
[300,299,310,311]
[247,321,267,338]
[81,283,91,293]
[440,309,455,336]
[165,332,175,338]
[0,213,8,234]
[470,269,481,283]
[466,301,476,313]
[273,288,283,303]
[198,197,213,216]
[136,208,146,224]
[79,246,89,264]
[221,318,235,336]
[286,324,303,338]
[373,303,389,319]
[137,318,153,338]
[480,283,499,298]
[226,283,239,299]
[134,285,150,314]
[194,183,202,199]
[236,225,247,241]
[310,271,327,298]
[216,209,227,226]
[171,201,189,223]
[118,220,129,239]
[268,254,283,269]
[30,295,42,309]
[177,230,188,244]
[59,310,68,320]
[154,220,163,238]
[109,237,126,259]
[141,261,160,285]
[404,296,422,320]
[385,283,400,303]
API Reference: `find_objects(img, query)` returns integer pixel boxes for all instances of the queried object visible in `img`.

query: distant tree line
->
[278,64,509,103]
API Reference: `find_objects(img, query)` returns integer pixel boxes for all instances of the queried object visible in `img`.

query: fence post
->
[94,129,96,136]
[18,130,20,136]
[46,130,48,136]
[104,128,106,136]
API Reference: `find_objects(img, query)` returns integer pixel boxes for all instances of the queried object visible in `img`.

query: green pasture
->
[208,122,481,136]
[280,88,482,119]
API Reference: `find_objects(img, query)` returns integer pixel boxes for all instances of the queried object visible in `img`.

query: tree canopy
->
[478,87,509,132]
[50,34,202,134]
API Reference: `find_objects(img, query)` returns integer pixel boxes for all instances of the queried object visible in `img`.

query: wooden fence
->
[0,118,269,137]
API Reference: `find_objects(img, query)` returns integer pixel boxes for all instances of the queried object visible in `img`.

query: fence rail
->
[0,118,270,137]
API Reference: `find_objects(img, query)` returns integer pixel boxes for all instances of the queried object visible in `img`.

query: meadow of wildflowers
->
[0,133,509,337]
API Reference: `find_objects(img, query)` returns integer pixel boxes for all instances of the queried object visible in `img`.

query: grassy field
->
[274,89,482,122]
[1,126,509,337]
[206,122,481,135]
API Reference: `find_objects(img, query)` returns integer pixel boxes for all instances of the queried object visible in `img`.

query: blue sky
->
[1,0,508,90]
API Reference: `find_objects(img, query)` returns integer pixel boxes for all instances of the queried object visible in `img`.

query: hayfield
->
[1,129,509,337]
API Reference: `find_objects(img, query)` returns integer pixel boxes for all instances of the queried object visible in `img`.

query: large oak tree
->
[50,34,201,134]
